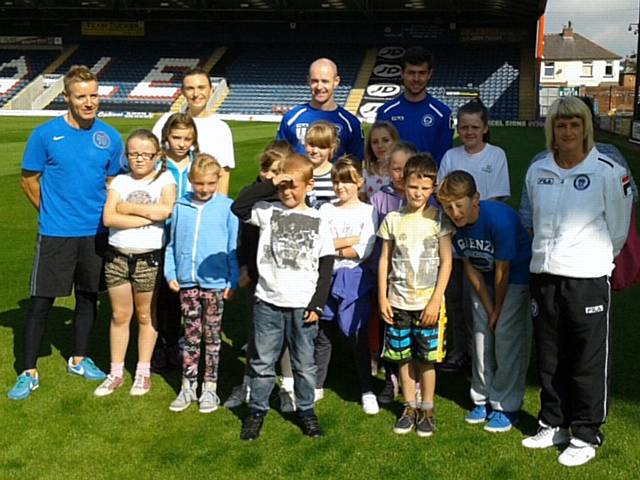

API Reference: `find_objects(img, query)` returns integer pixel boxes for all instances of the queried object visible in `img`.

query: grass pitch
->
[0,116,638,479]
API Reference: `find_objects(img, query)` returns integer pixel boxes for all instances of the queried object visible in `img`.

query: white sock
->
[281,376,294,392]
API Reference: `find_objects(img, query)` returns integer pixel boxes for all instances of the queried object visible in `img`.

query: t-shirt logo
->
[573,174,590,191]
[421,114,435,127]
[93,131,111,149]
[295,123,309,143]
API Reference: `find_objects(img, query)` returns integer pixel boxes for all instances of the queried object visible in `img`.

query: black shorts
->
[29,234,107,297]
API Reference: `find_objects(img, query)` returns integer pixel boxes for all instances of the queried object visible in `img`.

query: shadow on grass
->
[0,297,80,374]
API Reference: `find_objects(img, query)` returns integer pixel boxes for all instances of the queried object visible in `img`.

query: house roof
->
[543,31,621,61]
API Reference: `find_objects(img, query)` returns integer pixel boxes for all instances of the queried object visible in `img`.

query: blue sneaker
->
[465,404,488,424]
[8,372,39,400]
[67,357,107,381]
[484,410,518,432]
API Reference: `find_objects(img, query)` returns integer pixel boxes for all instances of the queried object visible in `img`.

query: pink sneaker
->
[94,375,124,397]
[130,374,151,396]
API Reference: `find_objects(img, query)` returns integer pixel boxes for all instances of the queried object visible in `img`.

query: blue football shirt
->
[376,94,453,166]
[453,200,531,286]
[276,103,364,161]
[22,115,124,237]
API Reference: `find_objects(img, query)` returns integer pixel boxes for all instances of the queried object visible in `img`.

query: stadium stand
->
[45,41,217,112]
[215,44,364,115]
[0,49,60,108]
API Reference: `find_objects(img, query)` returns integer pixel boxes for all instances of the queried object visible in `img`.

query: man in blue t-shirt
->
[438,170,532,433]
[8,65,123,400]
[276,58,364,161]
[376,47,453,166]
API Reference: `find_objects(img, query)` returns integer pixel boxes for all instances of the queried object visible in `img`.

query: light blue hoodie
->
[164,192,239,290]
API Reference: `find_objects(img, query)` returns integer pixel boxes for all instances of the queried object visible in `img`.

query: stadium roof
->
[1,0,547,23]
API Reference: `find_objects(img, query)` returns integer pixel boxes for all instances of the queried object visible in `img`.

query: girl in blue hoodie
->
[164,154,239,413]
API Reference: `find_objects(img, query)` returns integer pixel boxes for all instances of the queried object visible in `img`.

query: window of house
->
[581,61,593,77]
[605,61,613,77]
[544,62,555,77]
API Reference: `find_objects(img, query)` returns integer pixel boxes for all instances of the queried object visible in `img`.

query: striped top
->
[308,171,338,209]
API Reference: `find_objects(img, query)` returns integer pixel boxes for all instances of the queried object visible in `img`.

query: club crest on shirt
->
[573,174,590,191]
[93,131,111,149]
[421,114,435,127]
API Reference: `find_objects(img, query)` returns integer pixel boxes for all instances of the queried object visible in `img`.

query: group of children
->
[92,98,532,442]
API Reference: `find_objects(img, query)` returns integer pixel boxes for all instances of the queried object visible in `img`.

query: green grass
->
[0,117,639,479]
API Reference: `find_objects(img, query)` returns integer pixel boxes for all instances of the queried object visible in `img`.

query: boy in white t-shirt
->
[231,154,335,441]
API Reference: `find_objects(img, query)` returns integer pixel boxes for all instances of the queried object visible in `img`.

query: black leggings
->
[23,291,98,370]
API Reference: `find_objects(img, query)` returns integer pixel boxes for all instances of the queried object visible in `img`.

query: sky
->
[544,0,639,57]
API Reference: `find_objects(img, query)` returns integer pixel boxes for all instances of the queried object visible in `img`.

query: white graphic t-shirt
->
[250,202,335,308]
[108,171,175,250]
[319,202,377,271]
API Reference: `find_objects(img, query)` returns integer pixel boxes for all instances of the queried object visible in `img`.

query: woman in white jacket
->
[521,96,632,467]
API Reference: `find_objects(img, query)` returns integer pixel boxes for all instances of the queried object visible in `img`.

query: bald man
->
[276,58,364,161]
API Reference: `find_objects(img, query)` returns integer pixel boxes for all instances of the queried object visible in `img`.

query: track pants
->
[530,273,611,446]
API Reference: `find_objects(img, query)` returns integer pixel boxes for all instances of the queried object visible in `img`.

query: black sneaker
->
[240,413,265,441]
[377,378,396,405]
[299,413,324,438]
[393,405,417,434]
[416,409,436,437]
[439,352,471,373]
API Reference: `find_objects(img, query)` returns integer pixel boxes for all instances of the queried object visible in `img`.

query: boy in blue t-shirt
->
[438,170,532,433]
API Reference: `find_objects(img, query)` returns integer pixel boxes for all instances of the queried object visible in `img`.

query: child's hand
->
[379,298,394,325]
[420,299,440,327]
[238,266,252,289]
[303,310,319,323]
[272,173,294,188]
[223,288,234,300]
[168,280,180,293]
[488,310,500,332]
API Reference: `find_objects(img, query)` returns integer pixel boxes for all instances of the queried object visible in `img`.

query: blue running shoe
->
[484,411,518,432]
[8,372,39,400]
[465,404,488,424]
[67,357,107,381]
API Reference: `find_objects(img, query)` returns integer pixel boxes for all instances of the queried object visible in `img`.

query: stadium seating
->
[357,44,521,121]
[216,44,364,115]
[0,49,60,108]
[46,41,216,112]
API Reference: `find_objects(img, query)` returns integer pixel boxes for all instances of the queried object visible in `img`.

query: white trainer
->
[361,392,380,415]
[169,378,197,412]
[558,438,597,467]
[522,424,570,449]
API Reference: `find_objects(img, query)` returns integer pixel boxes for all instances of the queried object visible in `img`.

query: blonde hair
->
[280,154,314,183]
[545,96,594,154]
[364,121,400,172]
[437,170,478,205]
[331,155,363,184]
[189,153,221,181]
[305,120,339,159]
[64,65,98,93]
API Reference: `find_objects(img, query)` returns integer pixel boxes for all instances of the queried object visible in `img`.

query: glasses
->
[127,152,158,161]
